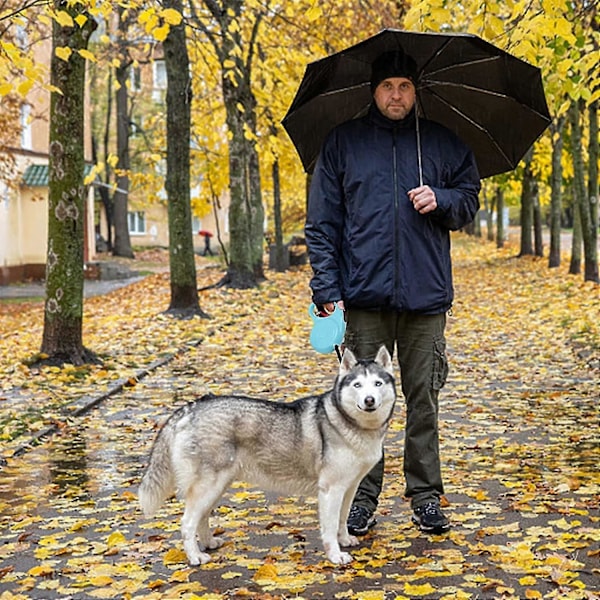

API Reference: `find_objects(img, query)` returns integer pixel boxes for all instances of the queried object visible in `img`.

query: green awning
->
[22,164,93,187]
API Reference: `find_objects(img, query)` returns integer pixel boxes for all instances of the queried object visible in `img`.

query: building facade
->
[0,25,95,285]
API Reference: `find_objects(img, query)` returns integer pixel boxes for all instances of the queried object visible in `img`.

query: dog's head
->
[336,346,396,429]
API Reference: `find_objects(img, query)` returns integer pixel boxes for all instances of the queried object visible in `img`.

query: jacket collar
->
[367,102,416,130]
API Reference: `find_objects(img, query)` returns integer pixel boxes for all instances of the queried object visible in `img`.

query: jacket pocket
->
[432,335,449,391]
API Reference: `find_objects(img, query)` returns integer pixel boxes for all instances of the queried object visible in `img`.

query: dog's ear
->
[339,347,357,375]
[374,345,393,374]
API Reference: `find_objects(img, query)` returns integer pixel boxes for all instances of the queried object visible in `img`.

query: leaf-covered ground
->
[0,235,598,600]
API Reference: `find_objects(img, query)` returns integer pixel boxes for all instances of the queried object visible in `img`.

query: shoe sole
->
[411,515,450,534]
[348,517,377,536]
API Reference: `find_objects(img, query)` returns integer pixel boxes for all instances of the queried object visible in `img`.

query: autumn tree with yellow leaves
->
[41,0,98,365]
[186,0,269,288]
[163,0,207,315]
[1,0,598,367]
[402,0,599,280]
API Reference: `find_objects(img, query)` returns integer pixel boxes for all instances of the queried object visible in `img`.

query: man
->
[305,50,481,535]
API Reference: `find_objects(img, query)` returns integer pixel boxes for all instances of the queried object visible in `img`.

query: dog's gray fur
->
[138,346,396,566]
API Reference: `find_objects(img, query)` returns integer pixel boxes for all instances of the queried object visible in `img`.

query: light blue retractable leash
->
[308,303,346,362]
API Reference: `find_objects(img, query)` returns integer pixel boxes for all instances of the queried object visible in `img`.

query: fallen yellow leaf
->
[221,571,242,579]
[352,591,385,600]
[163,548,188,565]
[253,563,278,581]
[148,579,166,589]
[106,531,127,548]
[170,569,191,582]
[404,582,437,596]
[89,576,114,586]
[28,565,54,577]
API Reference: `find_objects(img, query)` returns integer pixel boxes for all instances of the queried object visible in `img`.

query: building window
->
[130,65,142,92]
[131,115,144,136]
[1,181,8,208]
[128,211,146,235]
[20,104,32,150]
[152,60,167,102]
[15,25,28,49]
[191,216,200,234]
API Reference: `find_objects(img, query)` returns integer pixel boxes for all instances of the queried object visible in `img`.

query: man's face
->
[373,77,416,120]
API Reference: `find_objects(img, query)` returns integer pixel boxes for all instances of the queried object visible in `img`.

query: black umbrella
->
[282,29,551,179]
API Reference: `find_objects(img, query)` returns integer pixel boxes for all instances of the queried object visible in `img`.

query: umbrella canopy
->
[282,29,551,179]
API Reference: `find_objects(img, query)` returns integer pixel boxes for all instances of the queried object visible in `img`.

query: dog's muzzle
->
[361,396,378,412]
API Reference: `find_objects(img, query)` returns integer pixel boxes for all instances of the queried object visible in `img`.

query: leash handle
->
[308,303,346,355]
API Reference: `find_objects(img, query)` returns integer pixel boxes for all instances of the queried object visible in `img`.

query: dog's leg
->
[318,482,354,564]
[181,470,232,565]
[195,495,226,551]
[180,480,212,566]
[337,483,360,548]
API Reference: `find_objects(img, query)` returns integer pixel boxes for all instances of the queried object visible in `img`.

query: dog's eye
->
[353,382,361,388]
[375,381,382,387]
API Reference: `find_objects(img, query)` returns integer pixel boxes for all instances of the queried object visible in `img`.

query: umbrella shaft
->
[416,107,424,187]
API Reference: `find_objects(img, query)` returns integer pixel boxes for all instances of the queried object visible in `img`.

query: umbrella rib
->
[424,55,501,78]
[422,88,514,169]
[420,80,507,99]
[419,38,455,76]
[318,82,370,97]
[420,80,551,121]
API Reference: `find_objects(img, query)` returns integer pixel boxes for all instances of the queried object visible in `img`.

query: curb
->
[5,337,205,463]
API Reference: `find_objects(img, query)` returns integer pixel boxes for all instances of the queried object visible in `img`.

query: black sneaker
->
[412,502,450,534]
[347,505,377,535]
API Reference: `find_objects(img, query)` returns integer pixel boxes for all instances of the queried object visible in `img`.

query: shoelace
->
[349,506,368,518]
[420,503,440,515]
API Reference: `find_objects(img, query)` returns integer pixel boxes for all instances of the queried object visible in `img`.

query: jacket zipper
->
[392,128,400,309]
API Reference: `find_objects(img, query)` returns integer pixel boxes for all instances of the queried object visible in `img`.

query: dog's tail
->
[138,421,176,518]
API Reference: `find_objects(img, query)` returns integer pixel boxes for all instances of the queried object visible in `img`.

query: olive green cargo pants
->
[343,309,448,511]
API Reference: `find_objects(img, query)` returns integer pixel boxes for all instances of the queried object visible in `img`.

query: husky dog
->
[138,346,396,566]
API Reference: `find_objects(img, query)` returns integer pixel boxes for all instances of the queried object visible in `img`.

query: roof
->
[22,164,93,187]
[22,164,49,187]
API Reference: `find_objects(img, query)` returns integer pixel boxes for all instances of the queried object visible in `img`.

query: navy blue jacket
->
[305,104,481,314]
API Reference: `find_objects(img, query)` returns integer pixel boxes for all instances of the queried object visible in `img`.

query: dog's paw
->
[328,550,353,565]
[339,533,359,547]
[187,550,211,566]
[204,535,224,550]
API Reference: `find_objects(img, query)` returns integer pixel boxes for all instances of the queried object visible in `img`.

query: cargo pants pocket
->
[432,336,449,390]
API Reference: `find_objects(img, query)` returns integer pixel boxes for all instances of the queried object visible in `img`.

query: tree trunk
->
[487,190,495,242]
[569,193,582,275]
[571,100,599,282]
[549,115,565,268]
[112,7,134,259]
[473,212,482,237]
[91,135,114,252]
[163,0,207,317]
[222,77,265,288]
[533,181,543,257]
[519,149,534,256]
[588,101,598,262]
[89,62,114,251]
[210,187,228,262]
[270,158,288,271]
[496,187,504,249]
[40,2,98,366]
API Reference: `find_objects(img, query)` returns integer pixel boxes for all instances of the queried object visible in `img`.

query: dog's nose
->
[364,396,375,409]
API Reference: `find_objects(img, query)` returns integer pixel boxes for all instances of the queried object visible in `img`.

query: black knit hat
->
[370,50,418,91]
